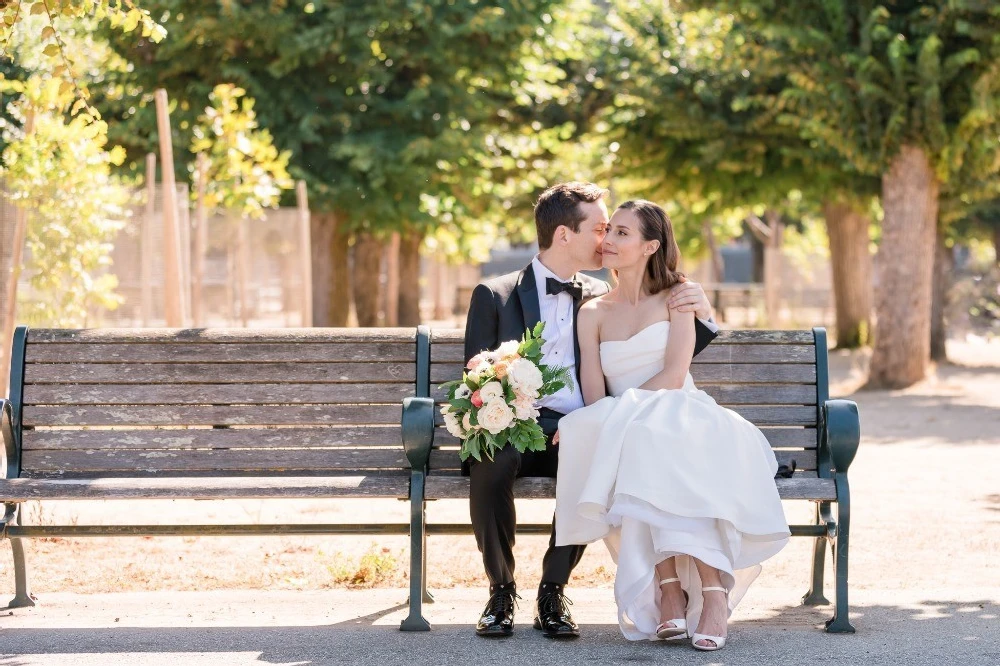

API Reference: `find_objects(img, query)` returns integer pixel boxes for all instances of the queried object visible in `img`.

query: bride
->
[554,199,790,650]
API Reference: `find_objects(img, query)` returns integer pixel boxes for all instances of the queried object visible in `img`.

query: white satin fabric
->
[555,321,790,640]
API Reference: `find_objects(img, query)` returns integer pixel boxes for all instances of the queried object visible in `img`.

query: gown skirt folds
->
[554,321,790,640]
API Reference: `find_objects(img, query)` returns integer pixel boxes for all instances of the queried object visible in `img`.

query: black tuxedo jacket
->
[463,262,718,373]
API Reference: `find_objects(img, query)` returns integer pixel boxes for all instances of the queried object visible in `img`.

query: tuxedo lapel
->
[516,264,542,333]
[571,276,596,379]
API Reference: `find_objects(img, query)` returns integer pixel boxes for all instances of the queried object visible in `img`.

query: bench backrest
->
[9,328,417,480]
[428,328,828,477]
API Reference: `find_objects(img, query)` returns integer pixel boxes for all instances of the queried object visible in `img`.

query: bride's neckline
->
[600,320,670,347]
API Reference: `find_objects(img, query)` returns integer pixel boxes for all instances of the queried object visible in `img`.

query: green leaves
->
[0,75,129,327]
[190,83,293,219]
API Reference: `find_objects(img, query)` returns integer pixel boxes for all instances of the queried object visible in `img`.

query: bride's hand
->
[668,278,713,321]
[553,430,560,446]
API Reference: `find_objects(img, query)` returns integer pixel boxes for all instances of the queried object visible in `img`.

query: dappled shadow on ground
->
[985,494,1000,514]
[1,598,997,665]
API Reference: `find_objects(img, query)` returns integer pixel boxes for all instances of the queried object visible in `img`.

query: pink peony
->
[466,353,485,371]
[470,390,484,408]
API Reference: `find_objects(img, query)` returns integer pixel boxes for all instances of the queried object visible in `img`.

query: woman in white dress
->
[554,199,790,650]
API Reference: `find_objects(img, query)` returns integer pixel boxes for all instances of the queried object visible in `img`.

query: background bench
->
[0,326,435,631]
[411,326,859,633]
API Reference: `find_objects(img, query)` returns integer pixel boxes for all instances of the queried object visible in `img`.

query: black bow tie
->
[546,277,583,300]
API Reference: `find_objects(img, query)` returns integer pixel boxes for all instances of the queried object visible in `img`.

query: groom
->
[463,182,719,638]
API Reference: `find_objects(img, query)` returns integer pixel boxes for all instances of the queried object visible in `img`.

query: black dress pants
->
[468,409,586,587]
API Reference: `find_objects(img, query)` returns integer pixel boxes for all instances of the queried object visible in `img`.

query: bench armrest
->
[823,399,860,474]
[402,397,435,472]
[1,398,16,479]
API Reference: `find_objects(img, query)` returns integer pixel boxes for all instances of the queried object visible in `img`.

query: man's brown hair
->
[533,181,608,249]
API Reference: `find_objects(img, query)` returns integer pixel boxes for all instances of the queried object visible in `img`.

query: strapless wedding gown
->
[554,321,790,641]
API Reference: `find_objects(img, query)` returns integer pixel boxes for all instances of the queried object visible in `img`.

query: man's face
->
[563,200,609,271]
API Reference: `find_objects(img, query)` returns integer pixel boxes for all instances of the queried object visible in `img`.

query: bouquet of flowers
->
[439,322,574,462]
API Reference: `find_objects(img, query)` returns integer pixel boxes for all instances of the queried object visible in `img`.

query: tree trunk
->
[747,212,783,326]
[823,200,872,348]
[993,224,1000,268]
[352,232,383,327]
[384,232,400,326]
[930,224,952,361]
[310,211,350,327]
[702,220,724,284]
[397,228,424,326]
[868,145,940,389]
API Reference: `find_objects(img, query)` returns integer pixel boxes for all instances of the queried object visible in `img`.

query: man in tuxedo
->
[463,182,719,638]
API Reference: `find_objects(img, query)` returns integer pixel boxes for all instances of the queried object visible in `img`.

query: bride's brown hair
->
[617,199,683,295]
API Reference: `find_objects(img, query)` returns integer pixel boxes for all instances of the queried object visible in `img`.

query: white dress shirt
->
[531,257,587,414]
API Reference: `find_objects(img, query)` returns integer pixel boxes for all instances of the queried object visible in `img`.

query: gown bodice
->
[600,321,695,397]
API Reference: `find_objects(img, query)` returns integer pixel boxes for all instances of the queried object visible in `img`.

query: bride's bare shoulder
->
[578,295,611,330]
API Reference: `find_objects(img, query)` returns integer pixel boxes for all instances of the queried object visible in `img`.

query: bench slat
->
[424,474,835,501]
[22,427,401,451]
[23,404,401,427]
[432,405,817,427]
[21,448,408,475]
[27,328,417,344]
[428,448,816,471]
[430,329,816,345]
[24,383,412,406]
[431,426,819,449]
[0,475,410,500]
[433,344,817,364]
[25,363,415,384]
[430,363,817,384]
[25,343,414,364]
[431,384,818,406]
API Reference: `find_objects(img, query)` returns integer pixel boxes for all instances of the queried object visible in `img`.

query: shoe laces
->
[538,590,573,617]
[485,588,520,616]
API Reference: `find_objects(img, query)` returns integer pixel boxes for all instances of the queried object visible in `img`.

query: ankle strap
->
[659,577,681,587]
[702,586,727,593]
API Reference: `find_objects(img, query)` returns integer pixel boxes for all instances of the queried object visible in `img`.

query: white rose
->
[467,369,480,384]
[463,412,477,431]
[506,358,544,397]
[497,340,521,357]
[455,384,471,400]
[479,381,504,403]
[444,412,465,438]
[477,399,515,435]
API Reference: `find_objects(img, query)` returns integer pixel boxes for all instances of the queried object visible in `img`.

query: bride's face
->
[602,209,658,270]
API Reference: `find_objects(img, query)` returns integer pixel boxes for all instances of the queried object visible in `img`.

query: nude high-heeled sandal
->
[691,586,728,651]
[655,578,688,640]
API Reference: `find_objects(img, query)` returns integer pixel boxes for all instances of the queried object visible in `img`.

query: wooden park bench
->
[0,325,859,634]
[0,326,438,631]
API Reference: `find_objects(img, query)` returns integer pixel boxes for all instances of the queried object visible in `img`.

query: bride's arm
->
[577,303,607,406]
[638,307,696,391]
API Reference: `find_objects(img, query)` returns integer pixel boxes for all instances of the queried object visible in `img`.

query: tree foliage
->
[99,0,566,243]
[0,75,129,326]
[191,83,292,219]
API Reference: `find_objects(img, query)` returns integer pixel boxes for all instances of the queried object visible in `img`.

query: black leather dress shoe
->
[533,590,580,638]
[476,585,517,637]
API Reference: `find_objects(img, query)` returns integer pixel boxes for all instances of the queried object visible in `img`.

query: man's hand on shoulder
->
[667,277,713,322]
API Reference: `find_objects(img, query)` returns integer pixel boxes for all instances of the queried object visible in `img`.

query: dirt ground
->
[2,338,999,602]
